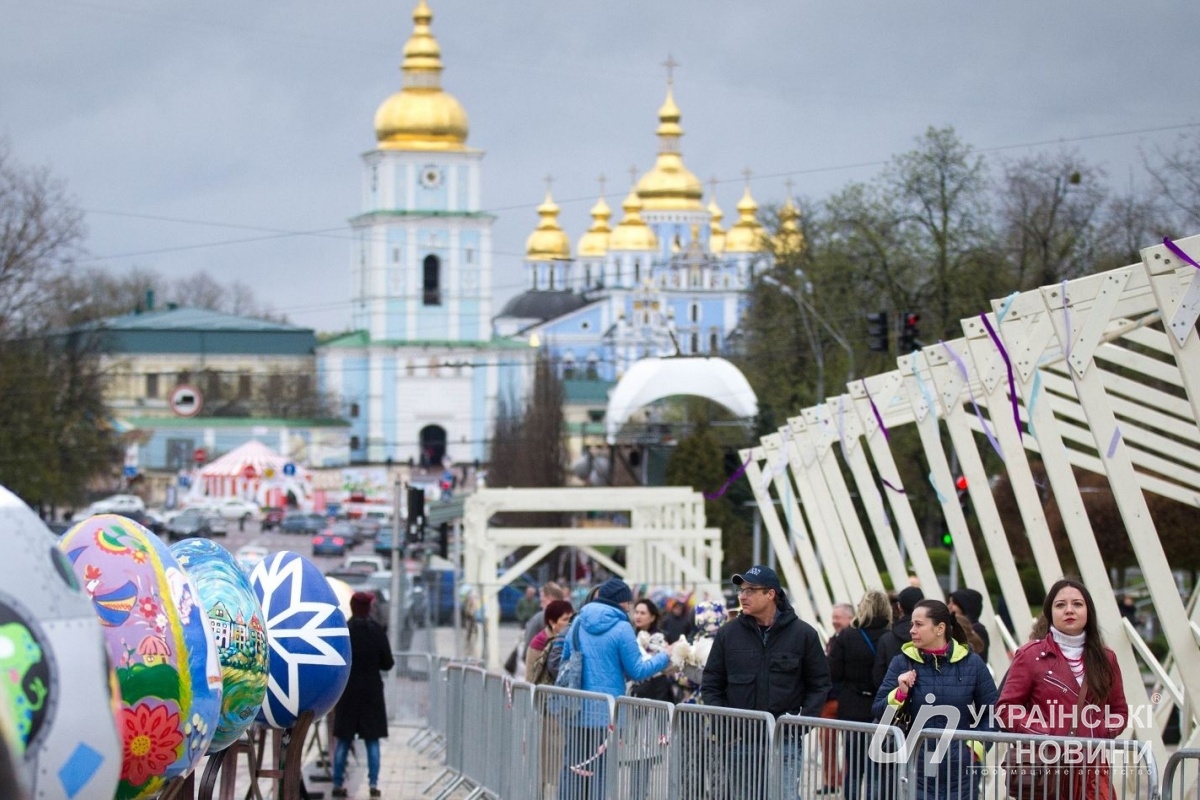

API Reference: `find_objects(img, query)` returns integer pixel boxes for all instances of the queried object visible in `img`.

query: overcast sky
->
[3,1,1198,333]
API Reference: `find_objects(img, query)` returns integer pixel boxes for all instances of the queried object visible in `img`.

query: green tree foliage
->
[664,422,752,571]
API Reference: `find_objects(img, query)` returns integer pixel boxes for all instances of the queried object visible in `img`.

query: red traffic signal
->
[955,475,968,492]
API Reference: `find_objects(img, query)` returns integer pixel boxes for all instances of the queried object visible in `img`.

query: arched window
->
[710,331,720,353]
[690,332,699,353]
[419,424,447,467]
[423,254,441,305]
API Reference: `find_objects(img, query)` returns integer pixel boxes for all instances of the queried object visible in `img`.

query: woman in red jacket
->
[996,578,1128,800]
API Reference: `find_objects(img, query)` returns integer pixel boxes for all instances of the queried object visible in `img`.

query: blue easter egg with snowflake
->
[249,552,350,728]
[0,486,122,800]
[170,539,269,752]
[60,515,223,799]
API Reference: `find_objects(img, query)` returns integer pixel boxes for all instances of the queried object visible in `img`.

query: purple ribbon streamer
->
[1164,237,1200,270]
[1107,427,1122,458]
[940,340,1005,462]
[880,478,907,494]
[861,379,890,441]
[979,313,1023,442]
[704,455,752,500]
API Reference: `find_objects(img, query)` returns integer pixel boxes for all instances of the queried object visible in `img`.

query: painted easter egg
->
[60,514,223,800]
[0,485,122,800]
[250,552,350,728]
[169,539,269,752]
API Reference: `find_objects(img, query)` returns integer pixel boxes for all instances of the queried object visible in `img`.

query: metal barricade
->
[1160,748,1200,800]
[904,728,1158,800]
[479,671,511,798]
[410,656,452,756]
[509,681,537,799]
[668,703,775,800]
[423,663,469,797]
[771,714,907,800]
[441,665,487,800]
[532,684,616,800]
[607,696,674,800]
[387,651,434,728]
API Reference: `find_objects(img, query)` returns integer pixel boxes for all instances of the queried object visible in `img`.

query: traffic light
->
[955,475,969,511]
[866,311,889,352]
[405,485,426,543]
[942,532,953,547]
[437,522,450,560]
[898,312,921,353]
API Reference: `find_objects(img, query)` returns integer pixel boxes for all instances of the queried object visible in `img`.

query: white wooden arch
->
[750,233,1200,764]
[462,487,723,668]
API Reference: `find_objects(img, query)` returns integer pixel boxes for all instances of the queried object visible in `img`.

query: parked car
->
[217,498,261,521]
[352,516,383,540]
[312,530,350,557]
[260,507,286,531]
[326,521,361,547]
[86,494,145,516]
[234,545,269,573]
[166,512,211,541]
[114,509,164,536]
[203,514,229,537]
[280,512,326,534]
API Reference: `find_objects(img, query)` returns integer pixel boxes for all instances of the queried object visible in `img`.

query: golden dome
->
[773,197,805,255]
[374,1,469,151]
[577,195,612,258]
[634,89,704,212]
[525,191,571,261]
[609,186,658,251]
[723,185,766,253]
[708,195,725,255]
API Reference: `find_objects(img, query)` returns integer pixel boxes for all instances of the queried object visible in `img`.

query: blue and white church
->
[318,1,525,467]
[493,73,804,383]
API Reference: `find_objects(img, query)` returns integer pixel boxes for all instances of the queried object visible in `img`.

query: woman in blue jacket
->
[873,599,998,800]
[557,579,670,799]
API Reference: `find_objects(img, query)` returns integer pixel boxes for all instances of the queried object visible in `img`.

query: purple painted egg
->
[60,515,222,799]
[250,552,351,728]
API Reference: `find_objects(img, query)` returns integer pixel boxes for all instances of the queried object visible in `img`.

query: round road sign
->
[169,384,203,417]
[193,448,207,464]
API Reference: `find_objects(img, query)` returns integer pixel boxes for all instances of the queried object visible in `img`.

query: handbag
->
[1003,688,1088,798]
[554,619,584,690]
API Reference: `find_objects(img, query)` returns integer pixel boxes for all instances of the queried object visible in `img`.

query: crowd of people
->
[499,568,1132,800]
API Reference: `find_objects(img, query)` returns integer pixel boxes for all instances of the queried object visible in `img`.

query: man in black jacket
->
[703,565,831,800]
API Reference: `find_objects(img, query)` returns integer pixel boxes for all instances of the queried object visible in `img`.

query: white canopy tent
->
[194,439,310,505]
[605,356,758,443]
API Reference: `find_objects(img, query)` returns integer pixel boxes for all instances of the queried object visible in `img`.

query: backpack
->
[553,619,584,690]
[529,634,560,685]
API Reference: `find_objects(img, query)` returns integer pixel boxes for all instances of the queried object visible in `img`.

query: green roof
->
[563,379,614,404]
[81,307,316,356]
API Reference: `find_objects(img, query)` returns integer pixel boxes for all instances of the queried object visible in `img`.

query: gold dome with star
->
[577,194,613,258]
[525,191,572,261]
[610,185,659,251]
[723,185,766,253]
[773,196,805,255]
[374,1,469,151]
[634,89,704,212]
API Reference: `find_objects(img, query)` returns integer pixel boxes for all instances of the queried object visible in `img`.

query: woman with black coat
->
[331,591,395,799]
[827,589,892,800]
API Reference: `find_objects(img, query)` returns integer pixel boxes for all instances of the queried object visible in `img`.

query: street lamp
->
[761,274,856,402]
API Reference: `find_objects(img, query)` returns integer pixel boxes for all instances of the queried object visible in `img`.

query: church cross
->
[662,54,681,86]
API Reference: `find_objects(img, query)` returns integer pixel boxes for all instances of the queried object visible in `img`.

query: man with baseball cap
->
[703,565,830,799]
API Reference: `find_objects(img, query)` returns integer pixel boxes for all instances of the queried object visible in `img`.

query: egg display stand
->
[196,737,264,800]
[249,712,315,800]
[159,772,196,800]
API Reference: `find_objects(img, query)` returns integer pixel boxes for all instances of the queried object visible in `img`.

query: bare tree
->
[0,140,85,334]
[1145,132,1200,227]
[997,151,1109,288]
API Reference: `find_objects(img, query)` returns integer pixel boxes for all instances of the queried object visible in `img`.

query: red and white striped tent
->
[197,440,291,499]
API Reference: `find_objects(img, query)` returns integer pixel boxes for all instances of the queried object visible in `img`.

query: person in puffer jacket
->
[874,599,999,800]
[557,578,670,800]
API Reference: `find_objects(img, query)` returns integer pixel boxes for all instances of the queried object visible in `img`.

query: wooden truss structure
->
[745,234,1200,762]
[462,487,723,669]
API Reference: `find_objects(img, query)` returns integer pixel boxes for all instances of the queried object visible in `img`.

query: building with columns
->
[317,0,524,467]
